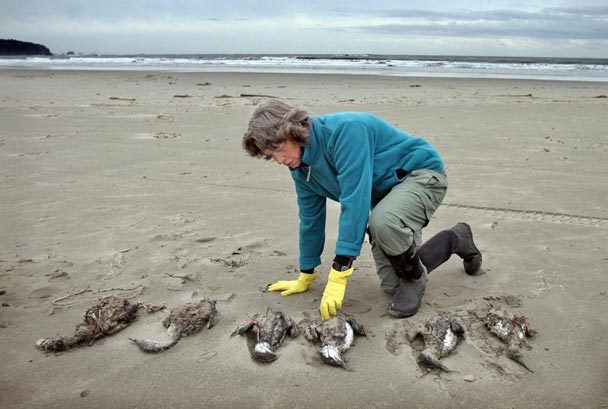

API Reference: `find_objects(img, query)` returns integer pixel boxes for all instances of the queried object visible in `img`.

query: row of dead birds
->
[36,295,536,371]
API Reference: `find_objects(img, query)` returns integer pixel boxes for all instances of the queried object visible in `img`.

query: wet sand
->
[1,69,607,408]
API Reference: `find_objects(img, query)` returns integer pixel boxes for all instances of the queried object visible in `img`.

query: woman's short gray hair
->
[242,100,310,159]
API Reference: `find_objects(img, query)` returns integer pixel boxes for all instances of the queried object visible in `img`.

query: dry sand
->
[1,69,607,408]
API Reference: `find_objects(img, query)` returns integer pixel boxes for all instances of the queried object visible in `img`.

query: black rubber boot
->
[384,246,427,318]
[417,222,482,275]
[451,222,482,275]
[417,230,454,274]
[383,246,425,281]
[387,275,426,318]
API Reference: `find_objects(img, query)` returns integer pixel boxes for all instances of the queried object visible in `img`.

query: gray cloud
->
[334,6,608,40]
[2,1,607,56]
[544,6,608,16]
[368,6,608,22]
[345,22,607,40]
[0,0,328,20]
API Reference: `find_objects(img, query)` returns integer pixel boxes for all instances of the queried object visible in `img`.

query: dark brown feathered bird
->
[130,298,217,353]
[301,312,366,370]
[484,308,536,372]
[36,296,163,352]
[231,309,298,363]
[405,314,465,372]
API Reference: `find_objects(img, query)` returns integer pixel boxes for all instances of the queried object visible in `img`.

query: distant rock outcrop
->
[0,39,52,56]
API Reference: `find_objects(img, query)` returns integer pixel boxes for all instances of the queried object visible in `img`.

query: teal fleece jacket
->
[289,112,444,270]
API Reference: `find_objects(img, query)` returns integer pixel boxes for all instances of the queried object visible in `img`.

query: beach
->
[1,69,607,408]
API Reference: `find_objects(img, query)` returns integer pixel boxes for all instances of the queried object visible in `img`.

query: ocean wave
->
[1,55,607,81]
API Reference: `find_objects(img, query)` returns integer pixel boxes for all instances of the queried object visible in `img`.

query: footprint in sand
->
[168,213,195,225]
[152,232,183,242]
[29,287,57,299]
[233,239,268,253]
[195,236,216,244]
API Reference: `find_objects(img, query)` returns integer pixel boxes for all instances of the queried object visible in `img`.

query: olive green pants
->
[367,169,448,294]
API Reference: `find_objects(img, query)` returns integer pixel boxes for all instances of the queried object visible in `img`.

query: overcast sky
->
[2,0,607,57]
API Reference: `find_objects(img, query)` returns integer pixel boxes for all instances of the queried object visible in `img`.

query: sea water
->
[1,54,607,82]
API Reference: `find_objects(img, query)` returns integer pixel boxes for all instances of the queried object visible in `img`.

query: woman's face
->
[264,140,303,169]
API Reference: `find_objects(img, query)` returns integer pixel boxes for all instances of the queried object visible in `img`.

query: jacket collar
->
[301,116,320,166]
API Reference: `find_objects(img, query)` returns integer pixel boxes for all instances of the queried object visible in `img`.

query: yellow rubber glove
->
[267,272,318,296]
[320,267,353,321]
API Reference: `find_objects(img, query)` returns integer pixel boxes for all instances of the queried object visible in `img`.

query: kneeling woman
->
[242,100,482,320]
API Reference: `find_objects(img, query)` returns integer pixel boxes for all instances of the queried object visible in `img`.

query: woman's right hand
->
[267,272,318,296]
